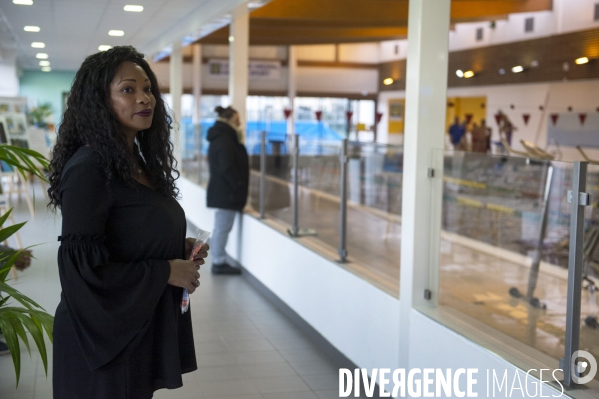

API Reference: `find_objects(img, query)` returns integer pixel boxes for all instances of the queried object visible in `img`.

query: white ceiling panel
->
[0,0,268,71]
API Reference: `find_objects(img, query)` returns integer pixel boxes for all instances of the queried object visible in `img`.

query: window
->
[524,17,534,32]
[476,27,483,41]
[595,3,599,21]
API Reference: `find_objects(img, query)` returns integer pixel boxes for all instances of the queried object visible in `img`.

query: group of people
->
[448,116,492,153]
[1,46,251,397]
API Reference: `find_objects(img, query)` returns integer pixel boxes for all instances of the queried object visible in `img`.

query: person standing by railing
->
[206,106,249,275]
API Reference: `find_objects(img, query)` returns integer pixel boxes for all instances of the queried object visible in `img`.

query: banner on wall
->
[388,99,405,134]
[547,113,599,148]
[208,59,282,80]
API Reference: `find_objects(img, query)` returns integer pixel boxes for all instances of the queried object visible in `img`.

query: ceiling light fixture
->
[98,45,112,51]
[31,42,45,48]
[463,70,475,78]
[383,78,394,85]
[124,5,144,12]
[456,70,464,78]
[39,60,50,66]
[228,36,234,42]
[530,60,539,67]
[108,30,125,36]
[576,57,589,65]
[499,68,505,75]
[24,26,40,32]
[512,66,524,73]
[36,53,48,59]
[41,66,52,72]
[13,0,33,5]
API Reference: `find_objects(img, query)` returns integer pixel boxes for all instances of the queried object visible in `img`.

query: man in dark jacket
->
[206,106,249,274]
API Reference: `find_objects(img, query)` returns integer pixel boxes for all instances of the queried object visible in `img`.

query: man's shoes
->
[212,263,241,275]
[0,341,10,356]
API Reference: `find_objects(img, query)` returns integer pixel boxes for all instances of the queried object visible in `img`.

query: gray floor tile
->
[237,362,298,379]
[232,350,286,365]
[288,360,340,377]
[301,374,339,391]
[250,375,311,394]
[200,379,259,398]
[262,392,318,399]
[224,338,276,353]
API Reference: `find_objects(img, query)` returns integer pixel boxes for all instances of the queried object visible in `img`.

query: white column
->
[229,1,249,134]
[399,0,451,365]
[192,44,202,125]
[287,45,297,136]
[170,40,183,163]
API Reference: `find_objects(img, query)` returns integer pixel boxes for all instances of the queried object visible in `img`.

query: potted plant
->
[0,144,53,387]
[28,103,53,128]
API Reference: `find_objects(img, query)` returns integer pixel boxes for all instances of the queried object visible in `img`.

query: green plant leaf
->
[5,312,31,355]
[0,317,21,386]
[0,282,45,311]
[28,313,48,372]
[0,207,12,227]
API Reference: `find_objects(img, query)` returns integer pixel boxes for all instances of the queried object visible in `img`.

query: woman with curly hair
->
[48,46,208,398]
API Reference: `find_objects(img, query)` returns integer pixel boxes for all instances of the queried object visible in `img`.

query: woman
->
[206,106,249,274]
[47,46,208,398]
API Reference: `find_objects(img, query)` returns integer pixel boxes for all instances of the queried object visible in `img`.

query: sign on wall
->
[388,99,405,134]
[208,59,282,80]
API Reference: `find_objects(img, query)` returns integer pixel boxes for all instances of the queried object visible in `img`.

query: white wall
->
[557,0,599,33]
[295,44,336,62]
[178,178,560,397]
[296,67,378,95]
[377,79,599,162]
[0,48,19,96]
[338,42,380,64]
[379,40,409,63]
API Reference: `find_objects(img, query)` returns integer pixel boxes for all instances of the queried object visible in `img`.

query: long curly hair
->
[47,45,179,210]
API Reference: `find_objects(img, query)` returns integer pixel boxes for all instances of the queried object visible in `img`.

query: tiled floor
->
[0,184,350,399]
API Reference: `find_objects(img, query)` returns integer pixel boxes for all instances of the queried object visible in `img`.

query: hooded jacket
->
[206,120,249,210]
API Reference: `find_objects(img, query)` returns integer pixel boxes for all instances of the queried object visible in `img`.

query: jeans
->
[210,209,239,265]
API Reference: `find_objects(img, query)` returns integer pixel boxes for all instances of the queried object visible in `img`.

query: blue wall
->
[19,70,76,124]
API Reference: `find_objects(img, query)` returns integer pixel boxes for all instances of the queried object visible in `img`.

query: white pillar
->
[170,40,183,163]
[287,45,297,136]
[229,1,249,134]
[192,44,202,125]
[399,0,450,366]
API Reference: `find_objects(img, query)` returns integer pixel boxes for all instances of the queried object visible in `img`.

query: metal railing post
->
[562,161,591,387]
[260,131,266,219]
[339,139,348,262]
[291,134,300,236]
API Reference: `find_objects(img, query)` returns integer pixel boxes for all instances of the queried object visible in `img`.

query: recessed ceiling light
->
[228,36,234,42]
[98,45,112,51]
[383,78,394,85]
[124,5,144,12]
[530,60,539,67]
[36,53,48,59]
[31,42,45,48]
[512,66,524,73]
[499,68,506,75]
[108,30,125,36]
[39,60,50,66]
[463,70,475,78]
[576,57,589,65]
[456,70,464,78]
[13,0,33,5]
[41,66,52,72]
[24,26,40,32]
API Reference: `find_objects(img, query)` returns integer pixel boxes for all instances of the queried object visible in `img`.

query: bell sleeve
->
[57,158,171,371]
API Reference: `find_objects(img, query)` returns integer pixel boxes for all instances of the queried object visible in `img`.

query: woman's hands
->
[172,238,210,293]
[168,259,201,293]
[185,237,210,262]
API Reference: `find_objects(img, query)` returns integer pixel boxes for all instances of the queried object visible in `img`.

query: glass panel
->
[435,150,574,363]
[582,163,599,384]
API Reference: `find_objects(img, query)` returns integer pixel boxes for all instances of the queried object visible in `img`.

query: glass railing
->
[429,149,599,391]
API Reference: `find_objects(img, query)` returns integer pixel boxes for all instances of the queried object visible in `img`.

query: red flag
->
[494,113,502,125]
[579,113,587,125]
[375,112,383,124]
[465,114,473,124]
[283,108,292,119]
[523,114,530,125]
[346,110,353,122]
[315,111,322,122]
[550,114,559,125]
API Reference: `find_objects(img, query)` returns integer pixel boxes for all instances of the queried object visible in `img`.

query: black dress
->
[52,147,197,399]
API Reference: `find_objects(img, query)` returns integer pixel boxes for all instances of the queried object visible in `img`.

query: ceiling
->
[0,0,552,71]
[197,0,553,45]
[0,0,257,71]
